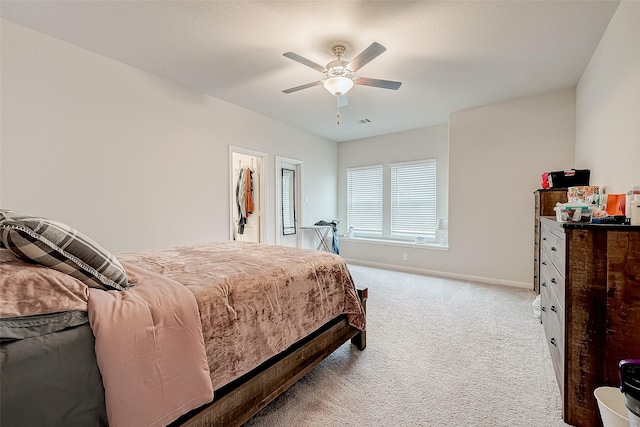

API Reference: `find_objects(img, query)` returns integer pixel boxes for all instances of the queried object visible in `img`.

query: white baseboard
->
[342,258,533,290]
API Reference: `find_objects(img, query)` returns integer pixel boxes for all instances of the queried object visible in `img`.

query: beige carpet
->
[244,265,571,426]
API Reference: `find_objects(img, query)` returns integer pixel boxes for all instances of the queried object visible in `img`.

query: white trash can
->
[594,386,629,427]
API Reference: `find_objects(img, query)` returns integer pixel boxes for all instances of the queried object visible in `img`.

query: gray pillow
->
[0,210,129,290]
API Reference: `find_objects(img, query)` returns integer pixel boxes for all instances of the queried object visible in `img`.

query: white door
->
[276,157,302,248]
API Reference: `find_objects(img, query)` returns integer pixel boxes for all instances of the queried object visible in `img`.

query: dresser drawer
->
[540,280,550,325]
[541,270,565,395]
[546,314,565,397]
[544,285,565,345]
[540,249,566,311]
[541,224,566,275]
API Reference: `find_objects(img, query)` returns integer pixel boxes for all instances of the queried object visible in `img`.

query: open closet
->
[230,149,265,243]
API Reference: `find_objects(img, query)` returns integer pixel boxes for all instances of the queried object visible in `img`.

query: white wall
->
[340,89,576,287]
[338,124,450,276]
[448,89,575,286]
[576,0,640,194]
[337,124,449,233]
[0,20,338,253]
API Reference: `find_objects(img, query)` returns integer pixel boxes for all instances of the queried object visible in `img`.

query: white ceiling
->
[0,0,620,142]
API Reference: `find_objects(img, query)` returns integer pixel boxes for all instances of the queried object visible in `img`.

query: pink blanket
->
[119,241,365,392]
[87,262,213,427]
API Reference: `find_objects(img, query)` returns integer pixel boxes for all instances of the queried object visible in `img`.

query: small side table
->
[300,225,332,251]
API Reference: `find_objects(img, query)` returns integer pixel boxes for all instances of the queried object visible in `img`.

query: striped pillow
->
[0,211,129,291]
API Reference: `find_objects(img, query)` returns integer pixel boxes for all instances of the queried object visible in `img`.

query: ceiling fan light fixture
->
[323,76,354,96]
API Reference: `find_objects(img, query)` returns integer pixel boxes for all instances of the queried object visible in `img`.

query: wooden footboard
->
[172,287,368,427]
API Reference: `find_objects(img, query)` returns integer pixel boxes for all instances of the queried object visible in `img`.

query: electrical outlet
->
[402,253,408,261]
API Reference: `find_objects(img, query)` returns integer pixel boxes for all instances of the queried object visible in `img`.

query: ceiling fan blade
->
[347,42,387,72]
[338,94,348,107]
[355,77,402,90]
[282,81,323,94]
[283,52,326,72]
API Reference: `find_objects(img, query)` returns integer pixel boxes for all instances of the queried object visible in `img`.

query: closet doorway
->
[229,147,266,243]
[275,156,302,248]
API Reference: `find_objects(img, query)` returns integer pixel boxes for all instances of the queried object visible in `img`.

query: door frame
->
[229,146,268,243]
[275,156,303,247]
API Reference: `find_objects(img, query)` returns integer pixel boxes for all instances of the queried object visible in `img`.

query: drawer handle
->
[550,337,557,347]
[541,282,547,287]
[551,278,557,284]
[541,306,546,312]
[551,246,557,252]
[551,305,557,313]
[543,237,547,241]
[542,261,547,266]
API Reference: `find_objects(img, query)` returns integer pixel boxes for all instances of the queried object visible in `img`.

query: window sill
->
[340,236,449,251]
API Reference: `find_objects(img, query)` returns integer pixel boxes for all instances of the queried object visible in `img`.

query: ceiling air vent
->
[355,119,371,124]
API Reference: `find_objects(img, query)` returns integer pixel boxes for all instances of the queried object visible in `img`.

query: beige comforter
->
[118,241,365,392]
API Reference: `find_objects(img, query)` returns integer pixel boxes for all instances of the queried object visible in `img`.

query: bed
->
[0,211,366,427]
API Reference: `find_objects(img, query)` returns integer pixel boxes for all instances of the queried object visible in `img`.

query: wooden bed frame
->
[171,288,367,427]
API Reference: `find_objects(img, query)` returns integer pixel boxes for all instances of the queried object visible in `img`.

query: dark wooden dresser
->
[534,189,568,292]
[539,217,640,426]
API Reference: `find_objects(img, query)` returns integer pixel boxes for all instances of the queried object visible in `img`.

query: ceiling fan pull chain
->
[336,96,341,125]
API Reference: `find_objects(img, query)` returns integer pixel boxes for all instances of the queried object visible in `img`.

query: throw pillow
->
[0,210,129,290]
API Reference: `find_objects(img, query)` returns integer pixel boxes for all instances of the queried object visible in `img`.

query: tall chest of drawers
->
[538,217,640,427]
[534,189,567,293]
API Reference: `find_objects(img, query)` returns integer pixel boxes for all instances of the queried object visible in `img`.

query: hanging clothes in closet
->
[236,166,254,234]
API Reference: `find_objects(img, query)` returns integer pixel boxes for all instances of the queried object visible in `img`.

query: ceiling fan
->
[282,42,402,122]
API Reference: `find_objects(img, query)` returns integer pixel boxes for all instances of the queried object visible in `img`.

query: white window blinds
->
[347,165,383,233]
[390,160,437,235]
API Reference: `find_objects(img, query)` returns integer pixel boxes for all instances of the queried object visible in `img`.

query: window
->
[391,160,437,236]
[346,159,437,242]
[346,165,383,234]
